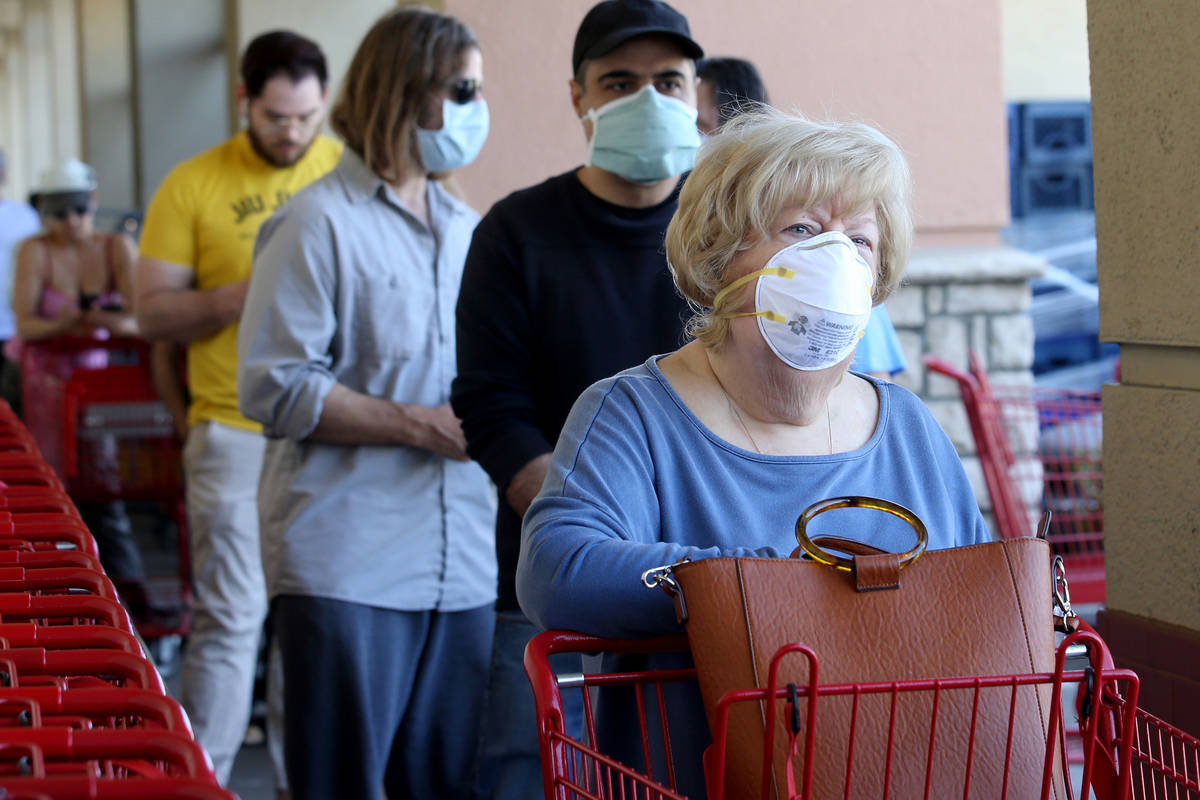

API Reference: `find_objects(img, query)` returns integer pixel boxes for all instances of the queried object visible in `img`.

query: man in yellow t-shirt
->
[135,31,341,789]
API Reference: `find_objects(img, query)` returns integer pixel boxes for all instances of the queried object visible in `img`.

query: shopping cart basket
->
[925,353,1106,603]
[20,338,182,502]
[527,625,1198,800]
[19,337,192,640]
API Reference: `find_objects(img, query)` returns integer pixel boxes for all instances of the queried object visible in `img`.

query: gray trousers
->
[274,594,494,800]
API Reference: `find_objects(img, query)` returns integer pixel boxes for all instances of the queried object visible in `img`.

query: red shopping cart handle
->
[0,512,88,530]
[0,436,38,454]
[0,686,190,733]
[0,522,98,559]
[0,495,76,515]
[0,470,65,491]
[0,623,141,654]
[0,648,162,692]
[0,567,119,601]
[0,595,133,632]
[21,336,149,355]
[0,727,212,779]
[0,775,233,799]
[0,486,76,503]
[0,551,102,571]
[0,453,59,470]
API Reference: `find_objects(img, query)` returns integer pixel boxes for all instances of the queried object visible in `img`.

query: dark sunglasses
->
[49,204,91,220]
[448,78,481,105]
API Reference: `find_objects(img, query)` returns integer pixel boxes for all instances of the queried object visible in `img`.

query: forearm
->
[308,383,415,445]
[150,344,189,439]
[308,384,466,461]
[505,453,553,517]
[518,518,780,638]
[136,286,239,342]
[16,316,77,341]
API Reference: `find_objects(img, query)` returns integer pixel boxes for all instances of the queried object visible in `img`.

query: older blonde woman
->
[516,108,989,797]
[518,109,988,635]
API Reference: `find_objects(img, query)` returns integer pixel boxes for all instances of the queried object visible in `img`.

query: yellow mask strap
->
[711,266,794,310]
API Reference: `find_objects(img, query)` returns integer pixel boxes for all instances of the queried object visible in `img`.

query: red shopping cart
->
[19,337,191,640]
[526,626,1197,800]
[0,405,232,799]
[925,353,1106,603]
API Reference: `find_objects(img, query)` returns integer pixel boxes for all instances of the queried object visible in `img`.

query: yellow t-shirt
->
[139,131,342,431]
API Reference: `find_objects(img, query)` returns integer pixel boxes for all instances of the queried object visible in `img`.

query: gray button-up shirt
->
[237,148,496,612]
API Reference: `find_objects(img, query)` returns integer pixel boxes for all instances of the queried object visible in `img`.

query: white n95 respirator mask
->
[713,231,875,371]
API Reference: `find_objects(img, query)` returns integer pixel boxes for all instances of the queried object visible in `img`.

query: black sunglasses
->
[448,78,481,105]
[49,205,91,220]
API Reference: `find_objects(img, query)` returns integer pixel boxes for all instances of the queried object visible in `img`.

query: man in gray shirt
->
[236,9,495,797]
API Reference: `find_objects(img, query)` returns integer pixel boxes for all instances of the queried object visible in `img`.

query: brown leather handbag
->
[647,497,1062,800]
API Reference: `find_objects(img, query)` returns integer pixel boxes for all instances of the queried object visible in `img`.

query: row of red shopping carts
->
[0,399,232,799]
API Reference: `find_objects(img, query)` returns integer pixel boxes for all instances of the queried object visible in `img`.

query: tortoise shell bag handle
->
[793,496,929,592]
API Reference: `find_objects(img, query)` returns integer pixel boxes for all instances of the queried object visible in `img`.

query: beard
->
[246,125,314,168]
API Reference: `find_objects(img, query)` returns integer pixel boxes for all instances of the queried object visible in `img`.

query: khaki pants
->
[181,420,284,787]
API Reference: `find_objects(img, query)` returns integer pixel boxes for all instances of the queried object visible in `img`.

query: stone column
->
[1088,0,1200,735]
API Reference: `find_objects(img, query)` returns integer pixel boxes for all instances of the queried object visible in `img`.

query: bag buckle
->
[640,557,691,593]
[1053,555,1079,632]
[642,556,692,622]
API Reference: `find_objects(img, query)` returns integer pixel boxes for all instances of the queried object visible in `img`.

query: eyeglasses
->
[258,110,321,134]
[49,205,91,220]
[448,78,481,105]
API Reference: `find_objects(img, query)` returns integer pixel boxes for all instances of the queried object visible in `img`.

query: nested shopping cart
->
[19,336,191,640]
[525,627,1198,799]
[925,353,1106,603]
[0,398,234,799]
[0,398,236,796]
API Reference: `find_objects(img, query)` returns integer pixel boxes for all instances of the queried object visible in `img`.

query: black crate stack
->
[1009,101,1093,217]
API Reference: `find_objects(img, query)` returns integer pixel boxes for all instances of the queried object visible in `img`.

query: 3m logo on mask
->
[714,232,875,371]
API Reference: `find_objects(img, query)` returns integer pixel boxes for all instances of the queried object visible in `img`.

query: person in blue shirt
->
[853,302,908,377]
[517,109,989,798]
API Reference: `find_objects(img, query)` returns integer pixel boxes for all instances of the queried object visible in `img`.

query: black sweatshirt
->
[452,169,691,611]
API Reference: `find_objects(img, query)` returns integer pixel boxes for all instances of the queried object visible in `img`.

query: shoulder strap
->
[41,236,54,282]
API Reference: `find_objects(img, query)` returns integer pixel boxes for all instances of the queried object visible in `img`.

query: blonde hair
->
[329,7,477,181]
[665,109,913,347]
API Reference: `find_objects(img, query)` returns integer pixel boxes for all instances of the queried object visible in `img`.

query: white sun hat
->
[32,158,97,194]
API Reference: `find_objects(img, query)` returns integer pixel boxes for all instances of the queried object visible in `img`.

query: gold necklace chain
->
[709,353,835,455]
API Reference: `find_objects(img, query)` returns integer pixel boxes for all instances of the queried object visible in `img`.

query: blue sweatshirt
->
[517,357,990,798]
[519,357,989,637]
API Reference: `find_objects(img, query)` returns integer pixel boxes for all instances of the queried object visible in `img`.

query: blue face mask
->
[583,84,700,184]
[416,97,490,173]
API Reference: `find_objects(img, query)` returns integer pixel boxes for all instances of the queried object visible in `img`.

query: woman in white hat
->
[3,157,144,586]
[8,158,137,351]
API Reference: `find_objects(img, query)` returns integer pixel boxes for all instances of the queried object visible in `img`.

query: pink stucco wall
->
[446,0,1009,244]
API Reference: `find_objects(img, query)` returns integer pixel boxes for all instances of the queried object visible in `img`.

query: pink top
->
[4,234,122,367]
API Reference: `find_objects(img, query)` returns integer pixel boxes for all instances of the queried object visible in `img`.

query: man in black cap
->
[452,1,702,797]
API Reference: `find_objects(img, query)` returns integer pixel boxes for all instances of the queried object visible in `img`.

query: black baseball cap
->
[572,0,704,75]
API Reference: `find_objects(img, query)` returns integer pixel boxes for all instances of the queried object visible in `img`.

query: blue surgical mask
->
[583,84,700,184]
[416,97,490,173]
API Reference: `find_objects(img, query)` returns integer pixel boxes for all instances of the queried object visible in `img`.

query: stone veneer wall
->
[888,246,1048,525]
